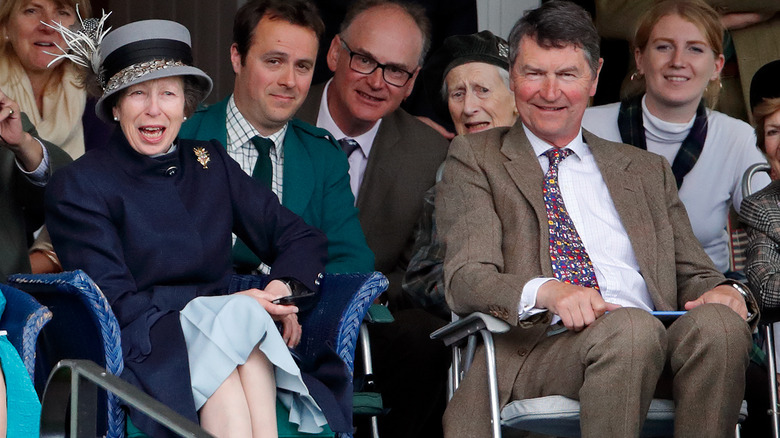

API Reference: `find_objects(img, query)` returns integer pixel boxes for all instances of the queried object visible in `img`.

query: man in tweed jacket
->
[437,3,758,437]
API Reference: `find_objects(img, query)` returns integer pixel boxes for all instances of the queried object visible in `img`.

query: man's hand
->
[416,116,455,140]
[720,12,774,30]
[684,284,748,320]
[536,280,621,332]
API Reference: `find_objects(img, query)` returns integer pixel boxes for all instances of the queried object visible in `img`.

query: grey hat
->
[95,20,213,123]
[423,31,510,119]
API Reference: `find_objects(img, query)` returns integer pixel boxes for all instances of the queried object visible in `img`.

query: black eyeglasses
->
[339,38,415,87]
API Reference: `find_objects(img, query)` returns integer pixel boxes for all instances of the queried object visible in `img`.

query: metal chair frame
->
[742,162,780,438]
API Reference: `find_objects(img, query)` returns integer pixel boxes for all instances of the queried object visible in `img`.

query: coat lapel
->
[280,126,315,214]
[585,131,664,303]
[501,124,547,226]
[356,115,401,217]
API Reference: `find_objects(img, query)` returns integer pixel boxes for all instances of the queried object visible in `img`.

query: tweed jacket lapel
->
[585,131,673,308]
[280,126,315,213]
[501,123,547,222]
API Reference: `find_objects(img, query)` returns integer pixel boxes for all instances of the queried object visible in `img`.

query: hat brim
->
[95,65,213,123]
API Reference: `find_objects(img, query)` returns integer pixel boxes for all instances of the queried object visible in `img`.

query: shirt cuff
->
[17,138,50,186]
[519,277,560,325]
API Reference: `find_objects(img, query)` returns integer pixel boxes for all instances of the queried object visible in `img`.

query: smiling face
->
[510,36,601,147]
[635,14,724,119]
[231,15,318,136]
[445,62,516,135]
[112,77,185,156]
[5,0,75,73]
[325,5,422,137]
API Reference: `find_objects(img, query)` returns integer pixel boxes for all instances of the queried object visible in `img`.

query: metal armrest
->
[430,312,510,347]
[431,312,510,438]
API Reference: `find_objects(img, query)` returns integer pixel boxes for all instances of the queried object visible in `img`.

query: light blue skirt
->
[180,294,327,433]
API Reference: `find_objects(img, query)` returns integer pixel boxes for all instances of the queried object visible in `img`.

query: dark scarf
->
[617,95,708,189]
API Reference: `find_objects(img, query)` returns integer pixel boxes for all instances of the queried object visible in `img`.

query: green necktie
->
[251,135,274,187]
[233,136,274,270]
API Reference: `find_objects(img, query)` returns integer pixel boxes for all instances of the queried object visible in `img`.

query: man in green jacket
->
[180,0,373,274]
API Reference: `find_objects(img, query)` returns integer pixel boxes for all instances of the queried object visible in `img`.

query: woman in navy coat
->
[44,18,328,437]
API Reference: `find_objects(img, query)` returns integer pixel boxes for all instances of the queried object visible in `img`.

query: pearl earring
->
[113,115,119,121]
[183,116,188,121]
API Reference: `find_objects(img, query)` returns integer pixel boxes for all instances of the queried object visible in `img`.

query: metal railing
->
[40,359,213,438]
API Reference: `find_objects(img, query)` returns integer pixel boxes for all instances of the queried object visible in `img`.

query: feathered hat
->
[46,12,212,123]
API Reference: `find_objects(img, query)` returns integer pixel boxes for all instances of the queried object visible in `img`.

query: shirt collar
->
[317,79,381,157]
[226,94,288,151]
[523,123,588,159]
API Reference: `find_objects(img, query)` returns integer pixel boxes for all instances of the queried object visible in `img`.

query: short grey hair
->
[507,0,600,77]
[440,64,511,102]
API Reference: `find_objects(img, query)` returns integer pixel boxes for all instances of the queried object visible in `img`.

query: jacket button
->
[518,349,527,357]
[165,166,178,176]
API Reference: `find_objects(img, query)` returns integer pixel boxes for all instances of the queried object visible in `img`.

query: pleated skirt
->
[180,294,328,433]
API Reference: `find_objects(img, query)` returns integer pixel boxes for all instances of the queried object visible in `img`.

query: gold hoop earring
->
[630,71,643,81]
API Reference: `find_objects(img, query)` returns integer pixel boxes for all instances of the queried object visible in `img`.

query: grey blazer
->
[297,83,450,307]
[435,123,727,419]
[0,114,71,279]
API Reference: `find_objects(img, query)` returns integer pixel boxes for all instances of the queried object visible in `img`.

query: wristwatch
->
[728,281,757,324]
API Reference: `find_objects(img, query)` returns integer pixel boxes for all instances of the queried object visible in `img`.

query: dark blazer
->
[179,96,374,274]
[0,113,71,280]
[45,132,327,437]
[741,179,780,309]
[436,123,730,431]
[297,83,450,307]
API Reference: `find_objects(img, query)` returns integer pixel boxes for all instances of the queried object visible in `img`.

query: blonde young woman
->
[582,0,769,277]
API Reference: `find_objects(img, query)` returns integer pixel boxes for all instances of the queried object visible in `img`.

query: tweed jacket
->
[45,132,327,436]
[741,179,780,309]
[297,82,450,307]
[180,96,374,274]
[436,123,728,409]
[0,113,71,280]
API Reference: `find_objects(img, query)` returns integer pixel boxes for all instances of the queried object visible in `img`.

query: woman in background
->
[0,0,110,273]
[582,0,769,276]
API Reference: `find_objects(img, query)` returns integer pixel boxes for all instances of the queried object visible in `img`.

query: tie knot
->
[544,148,572,167]
[251,136,274,155]
[339,138,361,157]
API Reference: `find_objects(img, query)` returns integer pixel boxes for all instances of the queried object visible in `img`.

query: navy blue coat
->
[45,131,327,436]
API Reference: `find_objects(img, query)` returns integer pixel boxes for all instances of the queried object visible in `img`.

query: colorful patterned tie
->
[543,148,600,291]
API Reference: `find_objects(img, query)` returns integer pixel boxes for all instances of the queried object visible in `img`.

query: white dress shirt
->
[316,80,381,203]
[519,125,654,323]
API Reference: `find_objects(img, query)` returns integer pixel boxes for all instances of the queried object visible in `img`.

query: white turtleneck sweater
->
[582,96,769,273]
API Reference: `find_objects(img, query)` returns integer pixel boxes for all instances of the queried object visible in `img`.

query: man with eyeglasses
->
[296,1,450,437]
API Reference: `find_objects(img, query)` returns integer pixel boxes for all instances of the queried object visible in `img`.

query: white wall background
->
[477,0,541,39]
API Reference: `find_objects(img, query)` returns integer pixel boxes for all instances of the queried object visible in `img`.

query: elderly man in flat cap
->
[403,30,517,318]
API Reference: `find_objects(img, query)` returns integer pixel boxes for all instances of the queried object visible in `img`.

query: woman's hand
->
[235,287,298,318]
[0,89,44,171]
[279,314,302,348]
[236,280,303,347]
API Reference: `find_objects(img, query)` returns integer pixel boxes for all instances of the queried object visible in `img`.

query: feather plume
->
[43,6,112,78]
